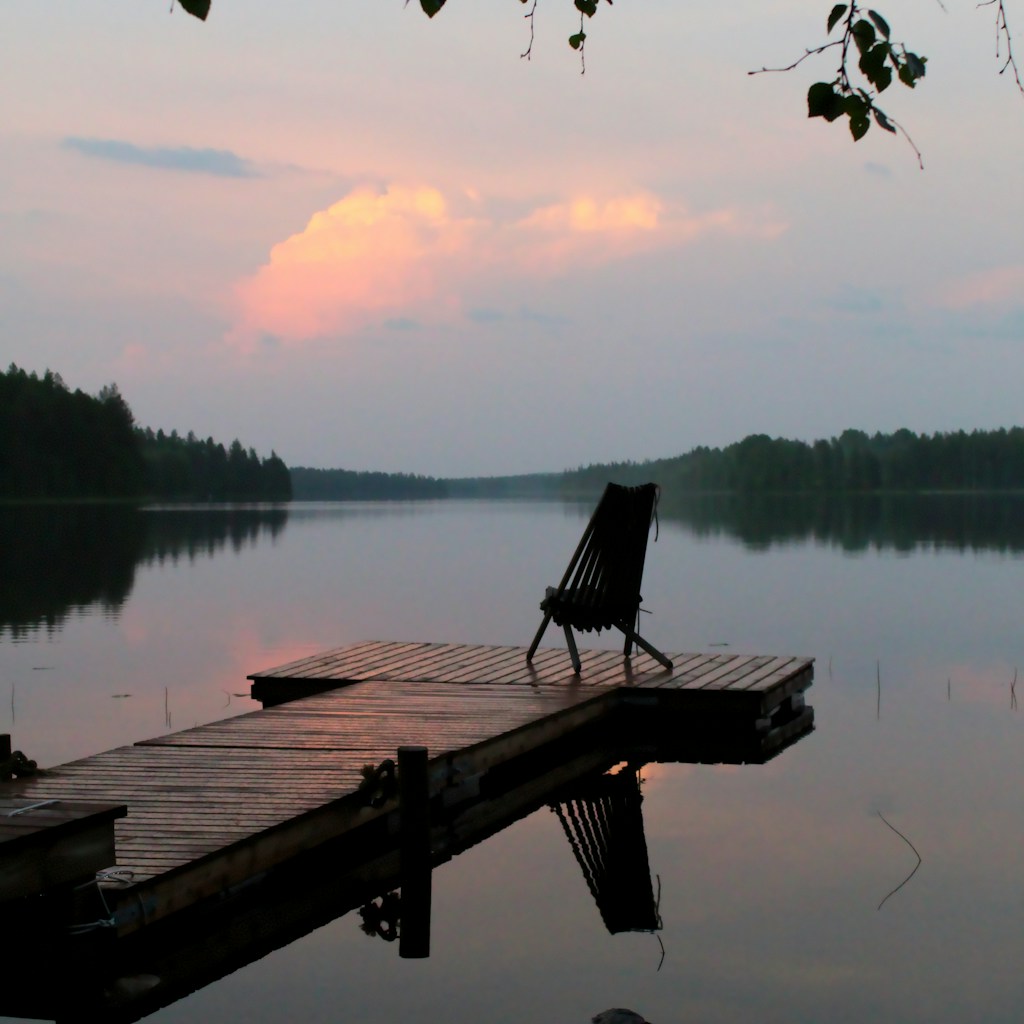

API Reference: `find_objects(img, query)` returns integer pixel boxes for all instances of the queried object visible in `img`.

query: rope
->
[96,867,136,887]
[1,750,40,782]
[64,868,137,934]
[358,891,401,941]
[67,872,117,934]
[6,799,56,817]
[358,758,397,808]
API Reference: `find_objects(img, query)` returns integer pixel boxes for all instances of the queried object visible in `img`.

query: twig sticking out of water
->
[1011,667,1018,711]
[877,811,922,910]
[947,677,951,701]
[165,687,172,730]
[876,660,881,721]
[653,874,665,971]
[828,656,833,679]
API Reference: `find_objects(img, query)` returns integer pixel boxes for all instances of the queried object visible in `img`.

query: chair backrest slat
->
[556,483,658,628]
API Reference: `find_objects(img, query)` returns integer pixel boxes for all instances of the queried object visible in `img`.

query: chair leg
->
[562,624,582,674]
[618,624,673,670]
[526,612,552,663]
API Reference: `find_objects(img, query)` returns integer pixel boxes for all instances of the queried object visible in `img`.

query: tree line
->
[140,428,291,502]
[0,364,290,502]
[288,468,573,501]
[9,364,1024,503]
[292,427,1024,501]
[289,467,446,501]
[563,427,1024,496]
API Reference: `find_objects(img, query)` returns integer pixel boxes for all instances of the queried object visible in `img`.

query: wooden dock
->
[2,641,813,941]
[250,639,813,714]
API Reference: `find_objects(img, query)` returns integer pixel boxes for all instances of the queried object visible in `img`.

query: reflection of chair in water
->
[551,767,660,935]
[527,482,672,675]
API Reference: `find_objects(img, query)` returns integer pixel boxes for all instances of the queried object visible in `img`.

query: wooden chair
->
[526,483,673,674]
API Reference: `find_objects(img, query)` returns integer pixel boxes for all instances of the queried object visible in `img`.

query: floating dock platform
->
[2,641,814,941]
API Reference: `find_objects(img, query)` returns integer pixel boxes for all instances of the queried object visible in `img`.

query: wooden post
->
[1,735,10,782]
[397,745,431,959]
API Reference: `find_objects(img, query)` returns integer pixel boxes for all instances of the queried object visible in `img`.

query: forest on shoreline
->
[1,365,290,501]
[6,364,1024,503]
[559,427,1024,498]
[297,426,1024,500]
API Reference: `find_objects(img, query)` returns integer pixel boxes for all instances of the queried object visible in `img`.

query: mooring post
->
[397,744,431,959]
[1,734,10,781]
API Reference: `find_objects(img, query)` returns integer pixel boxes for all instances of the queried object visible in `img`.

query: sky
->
[2,1,1022,476]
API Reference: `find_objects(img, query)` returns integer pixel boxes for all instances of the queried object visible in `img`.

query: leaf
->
[176,0,210,19]
[827,4,848,33]
[574,0,598,15]
[807,82,832,117]
[568,31,586,49]
[873,108,897,133]
[860,44,892,92]
[851,19,876,55]
[843,94,868,116]
[858,43,883,76]
[843,95,871,140]
[419,0,446,16]
[808,82,845,122]
[848,112,871,140]
[867,9,891,39]
[898,52,927,88]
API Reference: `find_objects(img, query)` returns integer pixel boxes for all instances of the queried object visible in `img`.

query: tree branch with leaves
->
[173,0,1019,161]
[751,4,928,165]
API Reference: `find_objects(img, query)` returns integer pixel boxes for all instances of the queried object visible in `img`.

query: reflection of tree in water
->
[660,492,1024,554]
[0,504,144,639]
[0,504,288,637]
[142,505,288,564]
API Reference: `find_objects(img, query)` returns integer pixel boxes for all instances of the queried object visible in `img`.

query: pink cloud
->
[225,185,481,350]
[521,194,663,232]
[224,183,787,348]
[939,265,1024,310]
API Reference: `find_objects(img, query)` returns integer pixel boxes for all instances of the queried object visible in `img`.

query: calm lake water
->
[2,497,1023,1023]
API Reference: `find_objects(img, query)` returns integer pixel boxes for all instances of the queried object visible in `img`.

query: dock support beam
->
[398,745,431,959]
